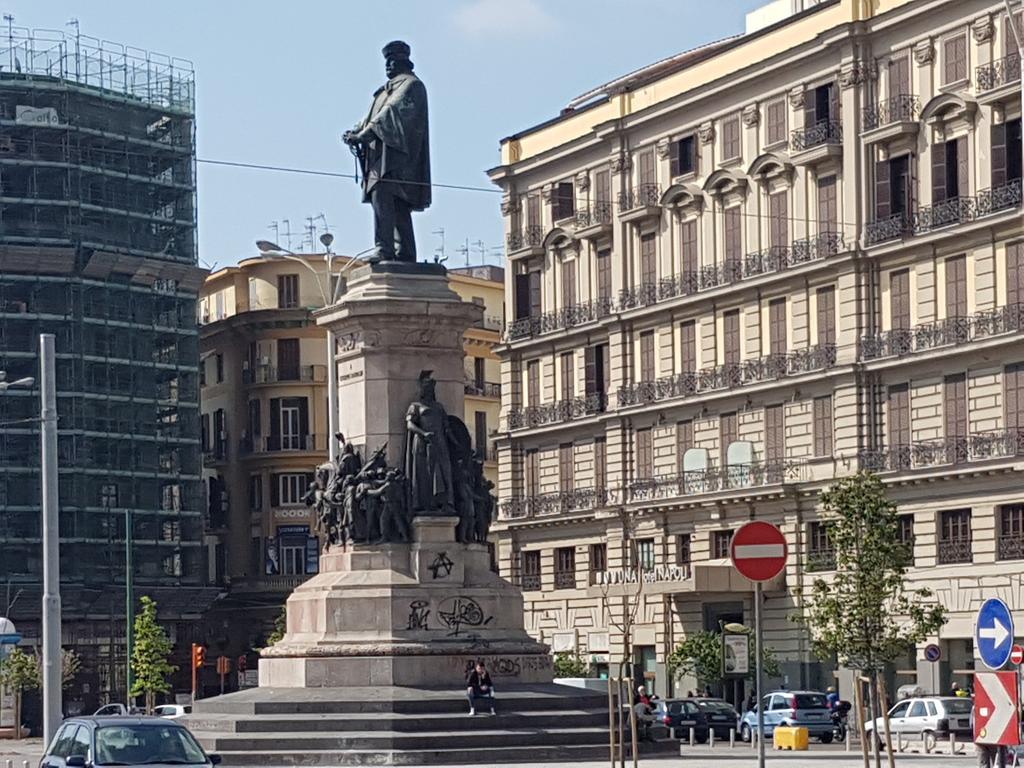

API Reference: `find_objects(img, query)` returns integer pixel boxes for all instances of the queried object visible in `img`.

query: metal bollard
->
[709,728,715,748]
[730,728,736,748]
[845,726,852,752]
[896,732,903,752]
[689,727,696,747]
[7,759,13,768]
[949,733,956,755]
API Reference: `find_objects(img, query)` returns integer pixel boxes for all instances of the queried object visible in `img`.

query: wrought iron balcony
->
[497,486,619,520]
[859,430,1024,473]
[807,549,836,572]
[937,538,972,565]
[507,393,605,430]
[243,364,325,385]
[977,52,1021,92]
[700,258,744,289]
[465,380,501,398]
[998,534,1024,561]
[862,94,920,131]
[618,183,661,212]
[240,434,322,454]
[617,345,835,408]
[627,461,802,502]
[860,304,1024,360]
[554,570,577,589]
[791,119,842,152]
[472,314,504,332]
[503,297,615,341]
[865,181,1022,245]
[574,201,613,229]
[520,572,542,591]
[507,224,544,252]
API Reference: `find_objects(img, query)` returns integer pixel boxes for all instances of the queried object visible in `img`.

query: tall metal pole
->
[125,507,134,705]
[326,329,338,462]
[754,582,765,768]
[39,333,62,745]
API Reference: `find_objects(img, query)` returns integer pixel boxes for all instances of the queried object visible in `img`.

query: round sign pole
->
[730,522,788,768]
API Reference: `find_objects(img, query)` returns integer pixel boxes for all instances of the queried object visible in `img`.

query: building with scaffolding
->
[0,27,214,715]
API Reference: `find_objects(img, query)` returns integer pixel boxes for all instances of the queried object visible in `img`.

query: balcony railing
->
[807,549,836,572]
[977,52,1021,92]
[574,201,613,229]
[554,570,577,590]
[465,380,501,398]
[627,461,803,502]
[860,304,1024,360]
[791,119,842,152]
[937,538,972,565]
[998,534,1024,561]
[859,430,1024,472]
[617,345,836,407]
[618,184,661,212]
[507,225,544,252]
[507,393,605,430]
[520,572,542,591]
[862,94,920,131]
[240,433,322,455]
[504,298,614,341]
[865,180,1023,244]
[243,364,325,385]
[498,486,619,520]
[472,315,504,332]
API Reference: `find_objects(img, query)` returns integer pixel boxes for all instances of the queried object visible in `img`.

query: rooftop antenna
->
[456,238,470,267]
[473,240,486,265]
[280,219,293,251]
[432,228,445,263]
[488,245,503,265]
[3,15,13,73]
[303,216,317,252]
[268,221,280,247]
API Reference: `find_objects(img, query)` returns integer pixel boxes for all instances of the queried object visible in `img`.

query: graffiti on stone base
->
[428,552,454,579]
[437,596,493,636]
[461,655,553,678]
[407,599,430,630]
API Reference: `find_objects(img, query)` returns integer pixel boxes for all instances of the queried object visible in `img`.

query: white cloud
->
[452,0,556,39]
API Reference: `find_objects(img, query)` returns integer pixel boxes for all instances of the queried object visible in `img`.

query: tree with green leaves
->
[0,646,39,736]
[794,472,945,768]
[130,596,177,713]
[553,651,592,678]
[667,629,780,689]
[266,606,287,647]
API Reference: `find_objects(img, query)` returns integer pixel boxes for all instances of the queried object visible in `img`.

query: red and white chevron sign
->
[974,671,1021,746]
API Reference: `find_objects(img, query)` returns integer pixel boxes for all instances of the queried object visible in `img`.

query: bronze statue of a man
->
[343,40,431,263]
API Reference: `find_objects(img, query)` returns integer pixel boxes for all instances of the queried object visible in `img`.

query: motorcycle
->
[831,700,852,742]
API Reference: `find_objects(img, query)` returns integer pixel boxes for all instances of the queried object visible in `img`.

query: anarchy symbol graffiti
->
[428,552,454,579]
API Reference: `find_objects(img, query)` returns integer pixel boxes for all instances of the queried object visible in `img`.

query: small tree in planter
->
[0,646,39,737]
[553,651,592,678]
[129,596,177,713]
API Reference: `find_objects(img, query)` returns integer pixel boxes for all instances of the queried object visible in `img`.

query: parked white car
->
[154,704,192,719]
[865,696,973,748]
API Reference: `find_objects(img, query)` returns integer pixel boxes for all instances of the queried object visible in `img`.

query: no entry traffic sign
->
[1011,644,1024,666]
[974,671,1021,746]
[730,521,788,582]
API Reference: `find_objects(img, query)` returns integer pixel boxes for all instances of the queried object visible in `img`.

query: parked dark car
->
[653,697,741,742]
[39,716,220,768]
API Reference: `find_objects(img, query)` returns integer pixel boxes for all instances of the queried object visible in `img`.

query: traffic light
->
[191,643,206,670]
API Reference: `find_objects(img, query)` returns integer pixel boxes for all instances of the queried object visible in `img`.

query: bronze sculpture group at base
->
[305,371,493,547]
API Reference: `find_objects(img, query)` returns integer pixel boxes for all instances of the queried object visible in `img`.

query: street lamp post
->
[39,334,62,746]
[254,236,351,462]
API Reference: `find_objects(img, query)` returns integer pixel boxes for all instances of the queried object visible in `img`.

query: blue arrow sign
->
[976,598,1014,670]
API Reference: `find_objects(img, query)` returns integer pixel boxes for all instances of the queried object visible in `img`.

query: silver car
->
[39,716,220,768]
[865,696,973,748]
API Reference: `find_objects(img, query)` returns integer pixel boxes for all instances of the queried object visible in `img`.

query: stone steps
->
[200,743,617,766]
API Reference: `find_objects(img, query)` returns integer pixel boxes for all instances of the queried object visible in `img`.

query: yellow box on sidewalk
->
[772,726,809,750]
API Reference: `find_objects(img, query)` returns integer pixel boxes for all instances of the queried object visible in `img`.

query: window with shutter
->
[766,98,786,145]
[813,395,833,456]
[520,550,541,589]
[595,249,613,302]
[889,54,910,97]
[636,428,653,479]
[875,159,891,220]
[514,273,531,319]
[671,135,697,177]
[474,411,488,460]
[527,359,540,407]
[560,352,574,401]
[553,181,575,221]
[817,175,837,235]
[720,412,737,456]
[640,233,657,285]
[594,437,607,489]
[890,154,912,216]
[277,338,300,381]
[945,255,967,318]
[942,34,967,84]
[584,343,608,404]
[680,320,697,371]
[595,169,611,205]
[712,530,733,559]
[528,270,542,316]
[992,121,1008,189]
[944,373,968,445]
[723,309,741,365]
[559,444,574,493]
[639,331,655,381]
[525,449,539,496]
[680,219,698,278]
[561,257,576,309]
[1009,119,1023,182]
[722,115,741,160]
[527,195,541,229]
[888,383,911,461]
[890,270,910,330]
[1008,243,1024,307]
[769,191,788,251]
[816,286,836,346]
[765,404,785,463]
[724,207,742,264]
[769,298,787,355]
[938,509,972,564]
[588,543,607,584]
[676,420,693,474]
[554,547,576,589]
[638,149,656,188]
[677,534,692,568]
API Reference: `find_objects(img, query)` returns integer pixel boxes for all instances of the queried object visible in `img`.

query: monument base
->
[258,517,552,688]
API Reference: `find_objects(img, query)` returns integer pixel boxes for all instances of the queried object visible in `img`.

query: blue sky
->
[21,0,765,268]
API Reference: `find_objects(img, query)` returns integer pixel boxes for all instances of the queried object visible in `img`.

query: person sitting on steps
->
[466,660,496,716]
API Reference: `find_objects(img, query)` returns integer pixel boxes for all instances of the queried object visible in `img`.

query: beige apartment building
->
[195,254,504,655]
[489,0,1023,700]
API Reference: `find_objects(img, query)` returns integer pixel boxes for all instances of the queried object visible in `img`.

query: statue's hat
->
[382,40,411,60]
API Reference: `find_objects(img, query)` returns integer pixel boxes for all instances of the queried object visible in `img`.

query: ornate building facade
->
[489,0,1023,698]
